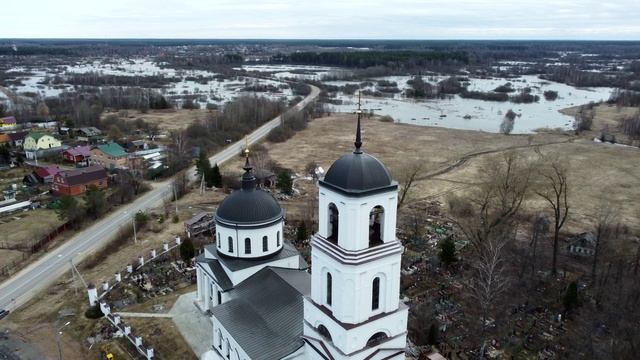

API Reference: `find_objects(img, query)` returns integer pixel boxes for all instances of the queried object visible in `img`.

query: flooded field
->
[326,75,613,134]
[3,59,614,134]
[7,59,297,107]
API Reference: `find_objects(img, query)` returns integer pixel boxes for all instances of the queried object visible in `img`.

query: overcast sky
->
[2,0,639,40]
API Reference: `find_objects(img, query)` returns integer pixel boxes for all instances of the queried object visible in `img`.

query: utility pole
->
[173,183,178,214]
[133,215,137,244]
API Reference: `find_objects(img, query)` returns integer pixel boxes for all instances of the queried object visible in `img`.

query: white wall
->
[317,186,398,252]
[216,221,284,259]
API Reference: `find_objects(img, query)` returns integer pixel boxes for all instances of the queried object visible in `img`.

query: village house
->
[568,232,597,256]
[23,165,64,185]
[0,116,17,129]
[91,143,128,170]
[23,132,63,159]
[76,127,103,143]
[51,165,108,196]
[7,131,28,148]
[62,145,91,165]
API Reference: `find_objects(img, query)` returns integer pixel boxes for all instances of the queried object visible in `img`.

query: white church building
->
[196,113,408,360]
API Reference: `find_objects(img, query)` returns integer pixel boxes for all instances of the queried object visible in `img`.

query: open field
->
[561,103,640,146]
[0,209,66,273]
[102,108,215,132]
[257,113,640,238]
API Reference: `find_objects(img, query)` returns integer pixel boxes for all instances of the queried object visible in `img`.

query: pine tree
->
[427,322,440,345]
[439,236,457,266]
[296,221,308,242]
[277,169,293,195]
[208,163,222,188]
[196,151,210,180]
[563,281,579,312]
[180,237,196,263]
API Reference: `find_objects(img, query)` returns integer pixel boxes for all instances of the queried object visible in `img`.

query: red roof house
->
[33,165,63,183]
[51,165,108,196]
[62,145,91,163]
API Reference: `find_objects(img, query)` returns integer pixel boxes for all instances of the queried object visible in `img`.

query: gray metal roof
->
[211,267,310,360]
[207,241,307,272]
[215,188,283,225]
[321,151,396,195]
[197,255,234,291]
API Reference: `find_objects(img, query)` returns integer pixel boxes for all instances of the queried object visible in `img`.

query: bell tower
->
[303,94,408,360]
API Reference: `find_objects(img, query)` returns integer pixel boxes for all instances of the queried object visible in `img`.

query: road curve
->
[0,85,320,311]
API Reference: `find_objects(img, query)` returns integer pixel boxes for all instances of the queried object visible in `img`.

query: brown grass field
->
[258,113,640,238]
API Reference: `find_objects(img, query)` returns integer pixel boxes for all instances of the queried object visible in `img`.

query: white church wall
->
[303,298,408,356]
[212,318,251,360]
[318,186,398,252]
[310,250,402,324]
[215,221,284,258]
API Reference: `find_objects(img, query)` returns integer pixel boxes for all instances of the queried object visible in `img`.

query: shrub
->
[84,305,104,319]
[543,90,559,101]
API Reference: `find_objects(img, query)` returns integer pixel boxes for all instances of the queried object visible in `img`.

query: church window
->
[318,325,332,341]
[326,273,332,306]
[263,236,268,252]
[366,332,388,347]
[328,203,339,244]
[372,277,380,310]
[369,205,384,247]
[217,330,222,349]
[217,233,221,248]
[244,238,251,254]
[217,290,222,305]
[277,231,280,246]
[228,236,233,253]
[225,339,230,358]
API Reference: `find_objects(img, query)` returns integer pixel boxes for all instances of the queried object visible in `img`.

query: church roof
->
[215,156,283,225]
[210,267,310,360]
[320,110,396,196]
[197,256,233,291]
[205,241,307,273]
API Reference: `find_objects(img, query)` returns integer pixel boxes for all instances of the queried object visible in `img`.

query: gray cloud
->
[1,0,639,39]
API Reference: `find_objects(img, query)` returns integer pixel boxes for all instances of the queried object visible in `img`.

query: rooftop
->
[96,143,127,158]
[210,267,310,360]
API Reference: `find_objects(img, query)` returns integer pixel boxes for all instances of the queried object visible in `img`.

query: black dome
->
[216,188,283,225]
[322,152,395,194]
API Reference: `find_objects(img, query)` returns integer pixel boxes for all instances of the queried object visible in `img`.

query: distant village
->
[0,114,167,215]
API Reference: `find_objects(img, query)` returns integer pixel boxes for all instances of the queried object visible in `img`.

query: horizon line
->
[2,37,640,42]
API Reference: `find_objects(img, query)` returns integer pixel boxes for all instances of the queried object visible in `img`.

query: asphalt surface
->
[0,85,319,312]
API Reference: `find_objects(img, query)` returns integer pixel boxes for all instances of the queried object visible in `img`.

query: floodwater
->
[7,59,296,107]
[326,75,613,134]
[5,60,614,134]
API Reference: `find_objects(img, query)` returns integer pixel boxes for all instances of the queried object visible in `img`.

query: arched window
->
[328,203,339,244]
[217,329,222,349]
[366,332,388,347]
[372,277,380,311]
[369,205,384,247]
[217,233,221,248]
[244,238,251,254]
[217,290,222,305]
[225,339,230,358]
[326,273,332,306]
[228,236,233,253]
[318,325,332,341]
[263,236,268,252]
[277,231,280,247]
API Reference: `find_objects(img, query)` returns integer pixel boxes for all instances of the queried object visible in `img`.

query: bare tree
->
[535,153,570,276]
[392,158,426,209]
[592,200,617,280]
[469,234,511,358]
[448,151,533,252]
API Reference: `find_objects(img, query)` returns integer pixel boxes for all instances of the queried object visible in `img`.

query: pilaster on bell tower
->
[303,92,408,360]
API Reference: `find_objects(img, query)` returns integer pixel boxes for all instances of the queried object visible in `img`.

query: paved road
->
[0,85,319,311]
